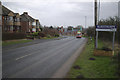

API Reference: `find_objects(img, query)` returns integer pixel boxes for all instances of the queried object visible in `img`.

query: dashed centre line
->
[15,53,33,60]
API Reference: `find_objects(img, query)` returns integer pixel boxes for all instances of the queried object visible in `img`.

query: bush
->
[32,32,39,36]
[2,32,26,41]
[38,32,46,37]
[47,35,51,38]
[43,27,59,37]
[54,34,59,37]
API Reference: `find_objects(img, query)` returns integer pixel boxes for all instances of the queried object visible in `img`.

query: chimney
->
[23,12,28,15]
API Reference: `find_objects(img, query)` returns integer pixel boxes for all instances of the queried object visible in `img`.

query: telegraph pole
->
[94,0,97,49]
[85,16,87,29]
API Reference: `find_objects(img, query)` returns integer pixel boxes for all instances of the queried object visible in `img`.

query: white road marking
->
[15,53,33,60]
[15,37,77,61]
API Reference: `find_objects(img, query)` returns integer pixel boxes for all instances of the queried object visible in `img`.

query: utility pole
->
[94,0,97,49]
[85,16,87,29]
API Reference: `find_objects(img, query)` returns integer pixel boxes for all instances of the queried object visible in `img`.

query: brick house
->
[21,12,31,33]
[2,5,41,33]
[20,12,38,33]
[2,5,21,32]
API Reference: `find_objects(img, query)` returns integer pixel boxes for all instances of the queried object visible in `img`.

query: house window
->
[29,22,31,26]
[32,22,36,26]
[0,15,2,20]
[17,26,19,30]
[17,18,20,22]
[19,26,21,32]
[4,16,7,20]
[4,26,7,31]
[10,26,13,31]
[7,17,9,21]
[9,16,13,21]
[14,18,17,22]
[13,26,15,31]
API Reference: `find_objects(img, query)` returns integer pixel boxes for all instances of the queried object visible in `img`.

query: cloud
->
[1,0,118,28]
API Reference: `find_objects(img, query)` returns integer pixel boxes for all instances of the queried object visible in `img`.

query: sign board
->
[96,25,116,32]
[95,25,117,52]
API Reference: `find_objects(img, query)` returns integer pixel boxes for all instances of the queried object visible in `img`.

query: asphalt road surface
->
[3,36,87,78]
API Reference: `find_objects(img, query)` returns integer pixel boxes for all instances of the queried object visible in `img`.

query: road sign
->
[95,25,117,52]
[96,25,116,31]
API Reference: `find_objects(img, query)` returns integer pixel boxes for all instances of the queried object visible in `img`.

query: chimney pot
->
[23,12,28,15]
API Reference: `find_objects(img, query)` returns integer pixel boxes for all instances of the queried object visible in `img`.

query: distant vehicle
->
[76,31,82,38]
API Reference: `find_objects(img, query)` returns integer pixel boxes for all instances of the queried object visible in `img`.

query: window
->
[17,18,20,22]
[7,17,9,21]
[4,26,7,31]
[10,26,13,31]
[9,16,13,21]
[32,22,36,26]
[0,15,2,20]
[17,26,19,30]
[14,18,17,22]
[29,22,31,25]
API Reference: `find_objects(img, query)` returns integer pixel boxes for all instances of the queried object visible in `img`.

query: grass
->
[41,36,58,39]
[2,39,32,46]
[67,37,118,78]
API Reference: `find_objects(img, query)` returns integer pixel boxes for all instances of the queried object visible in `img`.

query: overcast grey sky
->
[1,0,119,28]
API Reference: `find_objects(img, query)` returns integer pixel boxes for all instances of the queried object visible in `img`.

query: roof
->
[14,13,19,16]
[2,5,14,16]
[20,13,35,22]
[20,14,29,21]
[28,15,34,22]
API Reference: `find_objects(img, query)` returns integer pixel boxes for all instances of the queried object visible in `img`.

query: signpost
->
[96,25,117,32]
[96,25,117,53]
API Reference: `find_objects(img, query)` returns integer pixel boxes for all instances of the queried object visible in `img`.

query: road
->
[3,36,87,78]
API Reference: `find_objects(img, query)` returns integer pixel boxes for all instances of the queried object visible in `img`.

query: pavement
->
[2,36,87,78]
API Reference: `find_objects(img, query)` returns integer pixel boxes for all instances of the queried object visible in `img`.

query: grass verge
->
[41,36,58,39]
[2,39,32,46]
[67,37,118,78]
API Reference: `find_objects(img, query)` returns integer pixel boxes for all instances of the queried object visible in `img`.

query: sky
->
[1,0,119,28]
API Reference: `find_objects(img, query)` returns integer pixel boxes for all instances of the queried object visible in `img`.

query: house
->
[2,4,41,33]
[21,12,33,33]
[21,12,40,33]
[2,5,21,32]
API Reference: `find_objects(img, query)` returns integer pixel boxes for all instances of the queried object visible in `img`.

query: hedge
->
[2,32,26,41]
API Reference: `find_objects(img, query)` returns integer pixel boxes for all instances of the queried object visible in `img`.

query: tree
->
[98,16,120,43]
[67,26,73,30]
[49,26,53,29]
